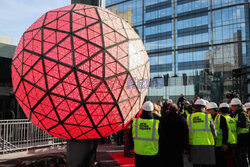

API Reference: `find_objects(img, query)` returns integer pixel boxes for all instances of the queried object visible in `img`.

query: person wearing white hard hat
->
[132,101,159,166]
[187,99,216,166]
[214,103,237,167]
[194,98,207,106]
[220,103,238,167]
[206,102,218,120]
[230,98,249,167]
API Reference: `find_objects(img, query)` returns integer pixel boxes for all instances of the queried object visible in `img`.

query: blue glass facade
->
[106,0,250,102]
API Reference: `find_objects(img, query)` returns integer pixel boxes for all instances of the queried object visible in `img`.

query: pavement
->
[0,142,192,167]
[96,142,193,167]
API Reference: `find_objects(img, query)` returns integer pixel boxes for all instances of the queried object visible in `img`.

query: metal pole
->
[173,0,177,76]
[142,0,145,42]
[184,85,186,96]
[26,123,29,151]
[210,0,214,48]
[3,124,5,155]
[6,123,9,152]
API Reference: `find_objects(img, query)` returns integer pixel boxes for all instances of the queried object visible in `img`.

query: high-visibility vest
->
[132,118,159,156]
[214,114,237,146]
[187,112,214,146]
[224,115,237,145]
[183,109,189,117]
[234,112,249,134]
[214,114,223,147]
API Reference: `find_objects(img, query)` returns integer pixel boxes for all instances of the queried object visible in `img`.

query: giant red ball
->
[11,4,149,139]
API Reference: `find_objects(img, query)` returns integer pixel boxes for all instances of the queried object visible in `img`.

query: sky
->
[0,0,70,45]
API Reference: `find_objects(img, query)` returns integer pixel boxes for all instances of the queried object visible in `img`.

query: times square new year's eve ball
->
[11,4,149,139]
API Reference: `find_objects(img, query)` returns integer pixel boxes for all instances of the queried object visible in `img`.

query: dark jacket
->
[182,105,193,119]
[161,102,168,117]
[139,110,154,119]
[177,96,186,108]
[219,115,228,145]
[152,113,161,120]
[158,110,189,167]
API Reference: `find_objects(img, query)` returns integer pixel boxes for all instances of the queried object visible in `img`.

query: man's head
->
[142,101,154,112]
[195,99,206,112]
[184,100,190,108]
[230,98,242,114]
[206,102,218,115]
[219,103,230,115]
[169,103,178,113]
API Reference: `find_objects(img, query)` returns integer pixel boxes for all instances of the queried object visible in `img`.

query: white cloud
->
[0,0,70,45]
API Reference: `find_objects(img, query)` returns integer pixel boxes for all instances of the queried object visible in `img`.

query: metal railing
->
[0,119,66,154]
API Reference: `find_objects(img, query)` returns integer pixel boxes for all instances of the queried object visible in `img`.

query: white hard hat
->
[167,99,173,104]
[219,103,230,109]
[206,102,218,110]
[195,99,206,106]
[204,100,209,106]
[184,100,190,105]
[142,101,154,111]
[230,98,241,106]
[244,102,250,109]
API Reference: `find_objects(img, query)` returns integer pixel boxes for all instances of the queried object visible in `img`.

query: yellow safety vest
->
[183,109,189,117]
[187,112,214,146]
[234,112,249,134]
[224,115,237,145]
[214,114,237,146]
[214,114,223,147]
[132,118,159,156]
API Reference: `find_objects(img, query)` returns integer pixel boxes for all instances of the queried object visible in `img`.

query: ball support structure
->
[12,4,150,140]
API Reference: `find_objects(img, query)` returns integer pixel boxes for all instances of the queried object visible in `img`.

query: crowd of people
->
[131,94,250,167]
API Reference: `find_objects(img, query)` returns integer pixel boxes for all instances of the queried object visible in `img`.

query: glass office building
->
[106,0,250,103]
